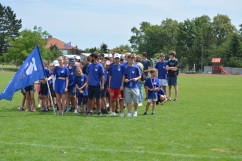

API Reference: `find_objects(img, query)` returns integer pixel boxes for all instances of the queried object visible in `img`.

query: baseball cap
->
[53,60,59,66]
[114,53,120,58]
[69,57,75,63]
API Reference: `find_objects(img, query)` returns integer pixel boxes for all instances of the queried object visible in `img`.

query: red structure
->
[212,58,230,74]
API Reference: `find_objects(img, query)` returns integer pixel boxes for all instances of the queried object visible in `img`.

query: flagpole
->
[36,45,56,114]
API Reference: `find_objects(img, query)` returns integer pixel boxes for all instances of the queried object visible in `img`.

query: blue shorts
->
[77,95,88,105]
[88,85,101,99]
[54,79,66,94]
[167,77,178,86]
[40,83,49,95]
[24,85,34,92]
[68,85,76,95]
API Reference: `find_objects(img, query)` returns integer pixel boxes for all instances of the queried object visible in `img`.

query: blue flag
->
[64,42,71,48]
[0,46,45,101]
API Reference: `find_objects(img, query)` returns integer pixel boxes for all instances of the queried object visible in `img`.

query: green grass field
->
[0,73,242,161]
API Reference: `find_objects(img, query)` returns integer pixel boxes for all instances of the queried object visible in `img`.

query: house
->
[45,35,76,55]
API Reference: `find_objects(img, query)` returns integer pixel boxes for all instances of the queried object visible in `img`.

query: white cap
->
[53,60,59,66]
[75,56,80,59]
[114,53,120,58]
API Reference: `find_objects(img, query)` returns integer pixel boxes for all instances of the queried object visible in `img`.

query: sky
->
[1,0,242,50]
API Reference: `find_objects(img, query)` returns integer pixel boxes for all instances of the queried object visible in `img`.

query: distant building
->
[45,35,76,55]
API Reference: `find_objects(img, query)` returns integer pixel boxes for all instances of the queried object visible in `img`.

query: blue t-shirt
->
[158,88,166,96]
[75,74,88,96]
[104,70,109,88]
[124,65,141,88]
[109,64,125,89]
[68,65,77,86]
[144,77,160,99]
[53,66,70,78]
[86,63,105,86]
[155,61,168,79]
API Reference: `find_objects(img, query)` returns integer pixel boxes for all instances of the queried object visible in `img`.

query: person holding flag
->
[47,56,70,114]
[0,46,46,101]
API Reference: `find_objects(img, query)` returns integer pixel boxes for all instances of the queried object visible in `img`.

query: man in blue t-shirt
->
[123,54,141,117]
[155,53,168,94]
[166,51,179,102]
[141,52,151,99]
[86,52,105,116]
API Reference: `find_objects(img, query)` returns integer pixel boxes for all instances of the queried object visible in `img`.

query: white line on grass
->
[1,142,242,159]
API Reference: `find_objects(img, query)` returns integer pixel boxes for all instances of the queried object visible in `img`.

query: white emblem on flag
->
[25,58,37,75]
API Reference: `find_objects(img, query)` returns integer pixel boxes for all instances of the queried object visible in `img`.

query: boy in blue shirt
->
[123,54,141,117]
[86,52,105,116]
[156,88,167,105]
[143,69,160,115]
[109,53,125,117]
[155,53,168,94]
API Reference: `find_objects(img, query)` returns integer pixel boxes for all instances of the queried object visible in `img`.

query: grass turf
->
[0,73,242,161]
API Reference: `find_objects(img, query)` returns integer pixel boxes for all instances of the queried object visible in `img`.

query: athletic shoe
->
[123,106,126,109]
[173,99,178,102]
[133,111,138,117]
[126,113,132,117]
[98,112,102,116]
[31,108,36,112]
[73,109,78,113]
[88,112,94,115]
[138,102,143,106]
[167,98,171,101]
[151,112,154,115]
[25,108,29,112]
[18,107,24,111]
[37,104,41,107]
[143,112,147,115]
[115,110,120,113]
[109,112,116,116]
[120,112,124,117]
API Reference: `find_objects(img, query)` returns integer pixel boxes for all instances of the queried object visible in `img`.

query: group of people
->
[18,51,179,117]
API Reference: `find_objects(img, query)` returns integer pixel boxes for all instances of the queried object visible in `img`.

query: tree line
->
[129,15,242,70]
[1,3,242,70]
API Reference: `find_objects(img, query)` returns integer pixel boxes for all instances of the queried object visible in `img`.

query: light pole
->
[200,44,204,72]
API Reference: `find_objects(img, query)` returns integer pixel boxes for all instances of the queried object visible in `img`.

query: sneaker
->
[88,112,94,115]
[109,112,116,116]
[126,113,132,117]
[133,111,138,117]
[25,108,29,112]
[65,107,71,112]
[173,99,178,102]
[138,102,143,106]
[18,107,24,111]
[73,109,78,113]
[31,108,36,112]
[120,112,124,117]
[143,112,147,115]
[98,112,102,116]
[37,104,41,107]
[167,98,171,101]
[151,112,154,115]
[115,110,120,113]
[123,106,126,109]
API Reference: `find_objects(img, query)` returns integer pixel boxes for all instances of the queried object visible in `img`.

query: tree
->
[4,26,49,66]
[100,43,108,53]
[0,3,22,54]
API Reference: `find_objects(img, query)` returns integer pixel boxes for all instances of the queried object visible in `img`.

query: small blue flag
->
[0,46,45,101]
[64,42,71,48]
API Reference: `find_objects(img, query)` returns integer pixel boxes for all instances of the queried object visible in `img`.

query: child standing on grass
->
[143,69,160,115]
[23,84,36,112]
[74,67,88,114]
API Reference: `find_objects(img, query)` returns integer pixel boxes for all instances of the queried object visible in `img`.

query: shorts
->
[54,79,66,94]
[109,88,123,101]
[167,77,178,86]
[124,87,139,104]
[147,98,158,102]
[40,83,49,95]
[24,85,34,92]
[68,85,76,95]
[88,85,101,99]
[159,79,168,86]
[77,95,88,105]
